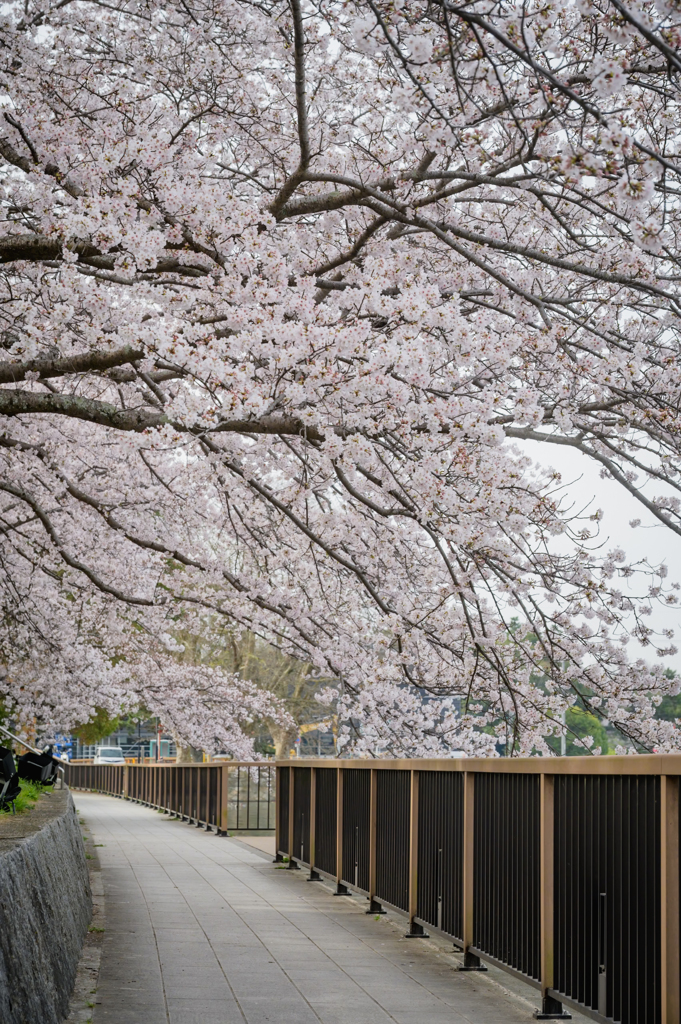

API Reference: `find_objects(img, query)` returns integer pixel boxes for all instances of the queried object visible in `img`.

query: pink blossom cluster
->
[1,0,681,755]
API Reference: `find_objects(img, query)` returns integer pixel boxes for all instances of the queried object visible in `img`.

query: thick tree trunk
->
[176,743,203,763]
[270,724,298,759]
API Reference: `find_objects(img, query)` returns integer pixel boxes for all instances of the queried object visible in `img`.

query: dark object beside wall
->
[0,746,21,810]
[0,787,92,1024]
[18,749,59,784]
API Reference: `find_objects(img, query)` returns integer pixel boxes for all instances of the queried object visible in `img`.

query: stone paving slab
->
[74,793,589,1024]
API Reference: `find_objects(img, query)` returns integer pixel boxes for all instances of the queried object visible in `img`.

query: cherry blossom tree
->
[1,0,681,755]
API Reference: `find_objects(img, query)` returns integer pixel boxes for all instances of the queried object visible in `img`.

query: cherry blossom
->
[1,0,681,755]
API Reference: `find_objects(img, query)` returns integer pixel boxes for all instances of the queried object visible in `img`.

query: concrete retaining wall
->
[0,788,92,1024]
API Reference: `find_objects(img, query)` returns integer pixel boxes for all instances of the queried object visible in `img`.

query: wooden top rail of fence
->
[277,753,681,774]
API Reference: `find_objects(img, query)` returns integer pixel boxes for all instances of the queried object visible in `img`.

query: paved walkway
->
[74,793,585,1024]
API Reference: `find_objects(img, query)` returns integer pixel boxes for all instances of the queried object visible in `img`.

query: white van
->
[94,746,126,765]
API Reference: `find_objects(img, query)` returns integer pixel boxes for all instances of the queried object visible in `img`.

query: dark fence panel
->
[278,766,290,855]
[474,772,540,980]
[342,768,370,892]
[68,761,274,833]
[293,767,311,864]
[314,768,337,876]
[417,770,464,940]
[65,763,124,796]
[375,769,410,912]
[554,775,661,1024]
[228,766,275,830]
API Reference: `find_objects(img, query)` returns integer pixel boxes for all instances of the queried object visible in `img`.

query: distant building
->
[70,718,176,760]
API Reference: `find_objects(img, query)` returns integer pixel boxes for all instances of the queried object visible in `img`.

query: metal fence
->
[276,757,681,1024]
[65,755,681,1022]
[65,761,276,832]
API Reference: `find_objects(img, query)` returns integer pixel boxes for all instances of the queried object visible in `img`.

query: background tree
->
[177,626,332,757]
[72,707,123,747]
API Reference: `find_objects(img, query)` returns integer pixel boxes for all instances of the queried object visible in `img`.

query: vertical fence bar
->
[535,774,569,1020]
[460,771,486,971]
[220,765,230,836]
[406,769,428,937]
[308,767,319,880]
[662,775,680,1024]
[540,774,554,1005]
[287,766,296,868]
[367,767,383,914]
[335,766,348,894]
[275,766,282,859]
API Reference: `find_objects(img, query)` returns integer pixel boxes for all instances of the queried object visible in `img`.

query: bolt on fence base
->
[457,950,488,971]
[366,898,386,915]
[533,995,572,1020]
[404,920,430,938]
[333,882,350,895]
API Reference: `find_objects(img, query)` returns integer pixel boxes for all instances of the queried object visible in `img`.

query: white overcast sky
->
[522,440,681,674]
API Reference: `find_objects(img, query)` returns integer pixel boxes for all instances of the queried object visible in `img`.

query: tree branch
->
[0,345,143,384]
[268,0,311,216]
[0,387,328,439]
[0,232,210,277]
[0,481,155,604]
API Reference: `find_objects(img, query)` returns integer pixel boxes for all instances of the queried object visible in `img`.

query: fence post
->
[334,766,349,894]
[308,767,320,880]
[662,775,680,1024]
[220,765,230,836]
[274,767,284,860]
[406,768,428,937]
[366,767,384,914]
[534,774,570,1019]
[458,770,487,971]
[123,764,129,799]
[287,765,298,869]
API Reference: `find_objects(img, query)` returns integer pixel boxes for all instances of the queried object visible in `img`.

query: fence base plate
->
[534,996,571,1020]
[457,951,488,972]
[366,899,386,915]
[404,922,430,938]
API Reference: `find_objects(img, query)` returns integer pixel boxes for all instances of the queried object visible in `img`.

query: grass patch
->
[0,779,47,815]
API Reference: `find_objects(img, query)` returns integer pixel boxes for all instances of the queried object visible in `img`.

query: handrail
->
[278,752,681,774]
[0,723,66,787]
[0,722,52,758]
